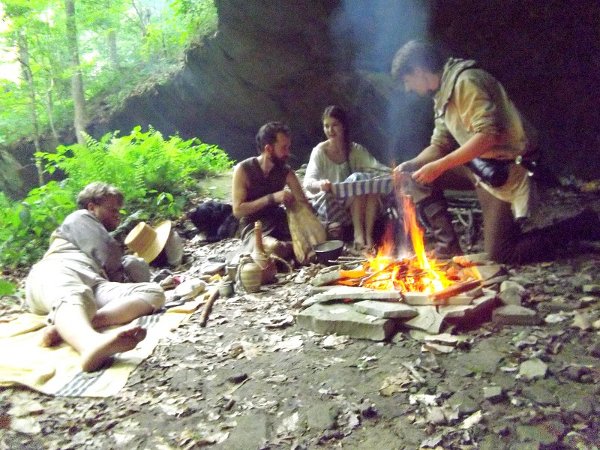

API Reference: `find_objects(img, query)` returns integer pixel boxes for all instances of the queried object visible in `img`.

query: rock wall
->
[8,0,600,196]
[91,0,600,178]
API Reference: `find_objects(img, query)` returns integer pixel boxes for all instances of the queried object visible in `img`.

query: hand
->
[394,159,418,173]
[275,189,294,207]
[412,160,445,185]
[320,180,332,192]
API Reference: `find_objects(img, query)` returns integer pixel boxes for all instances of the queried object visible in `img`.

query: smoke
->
[331,0,429,72]
[330,0,433,163]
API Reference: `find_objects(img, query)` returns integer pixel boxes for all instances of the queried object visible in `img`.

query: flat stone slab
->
[302,286,400,307]
[403,306,446,334]
[353,300,418,319]
[403,287,482,306]
[296,303,399,341]
[473,264,506,281]
[492,304,542,326]
[438,290,498,319]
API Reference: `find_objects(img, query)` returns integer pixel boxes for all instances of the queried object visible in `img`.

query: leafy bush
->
[0,127,232,269]
[41,126,232,215]
[0,278,17,296]
[0,182,75,268]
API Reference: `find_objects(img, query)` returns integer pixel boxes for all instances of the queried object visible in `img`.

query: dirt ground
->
[1,180,600,449]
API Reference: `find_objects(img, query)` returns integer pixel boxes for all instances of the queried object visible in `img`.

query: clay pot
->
[238,255,262,293]
[250,221,277,284]
[251,250,277,284]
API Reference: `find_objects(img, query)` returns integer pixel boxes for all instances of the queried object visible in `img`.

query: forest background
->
[0,0,230,292]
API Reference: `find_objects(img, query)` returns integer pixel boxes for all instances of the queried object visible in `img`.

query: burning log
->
[328,179,483,304]
[430,279,482,302]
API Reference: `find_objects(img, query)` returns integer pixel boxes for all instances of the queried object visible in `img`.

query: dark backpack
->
[188,200,239,242]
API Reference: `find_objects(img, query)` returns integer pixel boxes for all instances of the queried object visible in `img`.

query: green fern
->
[0,127,233,269]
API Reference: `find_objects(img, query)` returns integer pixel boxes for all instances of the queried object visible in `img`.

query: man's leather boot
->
[417,197,463,259]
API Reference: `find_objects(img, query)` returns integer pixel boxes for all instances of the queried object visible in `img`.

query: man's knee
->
[138,283,166,311]
[135,283,166,311]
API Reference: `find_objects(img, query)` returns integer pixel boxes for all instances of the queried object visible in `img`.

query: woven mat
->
[0,297,204,397]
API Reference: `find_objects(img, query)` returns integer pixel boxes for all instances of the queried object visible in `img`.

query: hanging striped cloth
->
[330,173,393,199]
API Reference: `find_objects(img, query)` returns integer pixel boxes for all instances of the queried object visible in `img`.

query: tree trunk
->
[17,30,44,186]
[108,28,121,71]
[131,0,149,36]
[46,78,60,143]
[65,0,87,145]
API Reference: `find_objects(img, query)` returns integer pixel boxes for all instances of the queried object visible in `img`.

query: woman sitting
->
[303,105,390,250]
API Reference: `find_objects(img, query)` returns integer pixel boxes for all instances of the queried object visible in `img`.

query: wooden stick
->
[430,279,481,301]
[199,287,220,327]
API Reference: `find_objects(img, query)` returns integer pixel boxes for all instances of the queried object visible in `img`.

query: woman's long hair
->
[322,105,351,159]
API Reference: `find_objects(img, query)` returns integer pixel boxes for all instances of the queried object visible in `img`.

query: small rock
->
[515,424,559,446]
[493,305,542,326]
[498,281,525,306]
[544,312,568,324]
[563,431,597,449]
[579,295,598,306]
[521,383,559,406]
[426,406,446,425]
[582,284,600,294]
[447,392,479,415]
[483,386,504,403]
[571,312,592,330]
[227,373,249,384]
[564,397,594,416]
[500,280,526,293]
[519,358,547,380]
[307,404,338,431]
[310,271,342,287]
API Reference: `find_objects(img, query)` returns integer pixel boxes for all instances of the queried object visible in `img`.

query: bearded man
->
[232,121,309,240]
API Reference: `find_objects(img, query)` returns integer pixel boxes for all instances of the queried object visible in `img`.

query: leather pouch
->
[466,158,511,187]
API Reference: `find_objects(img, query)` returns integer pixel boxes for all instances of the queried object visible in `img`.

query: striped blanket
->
[0,297,203,397]
[330,175,393,199]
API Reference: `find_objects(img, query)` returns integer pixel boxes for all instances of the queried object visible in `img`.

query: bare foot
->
[40,325,63,347]
[80,326,147,372]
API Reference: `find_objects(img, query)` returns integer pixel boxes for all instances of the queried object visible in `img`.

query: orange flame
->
[361,191,453,294]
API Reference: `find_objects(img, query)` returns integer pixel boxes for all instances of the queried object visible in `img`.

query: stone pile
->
[296,253,534,338]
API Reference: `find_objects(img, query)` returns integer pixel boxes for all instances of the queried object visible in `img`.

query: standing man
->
[232,121,309,241]
[391,40,599,263]
[26,182,166,372]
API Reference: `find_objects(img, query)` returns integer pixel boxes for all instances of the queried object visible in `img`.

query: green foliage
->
[0,279,17,296]
[0,126,231,269]
[40,126,232,213]
[0,0,218,145]
[0,182,76,268]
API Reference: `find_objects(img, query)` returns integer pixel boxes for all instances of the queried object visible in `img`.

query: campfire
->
[335,193,481,303]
